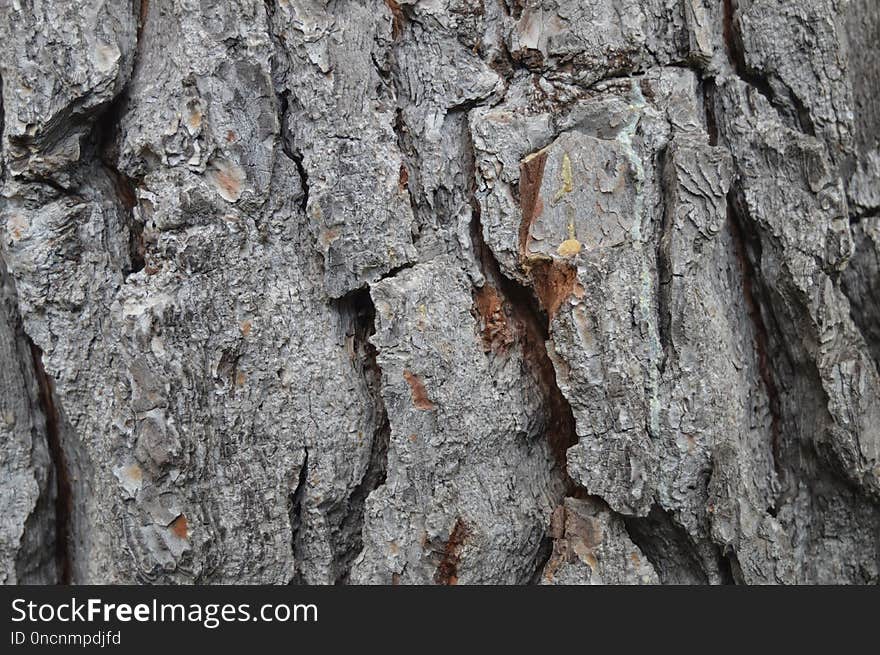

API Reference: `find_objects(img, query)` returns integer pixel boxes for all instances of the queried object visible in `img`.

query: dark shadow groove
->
[329,287,390,585]
[287,448,309,585]
[27,342,72,585]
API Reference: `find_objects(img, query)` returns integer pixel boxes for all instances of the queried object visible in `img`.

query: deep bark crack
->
[433,518,470,585]
[656,146,674,375]
[722,0,772,103]
[288,447,309,585]
[722,0,814,137]
[331,287,390,585]
[27,341,72,584]
[274,90,310,212]
[469,203,578,483]
[623,506,716,585]
[703,69,783,492]
[466,115,580,583]
[95,98,145,277]
[726,192,784,487]
[526,533,554,584]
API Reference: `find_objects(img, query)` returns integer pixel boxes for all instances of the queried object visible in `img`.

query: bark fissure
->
[526,533,554,584]
[623,506,714,585]
[377,261,417,282]
[433,517,469,585]
[331,287,390,584]
[703,63,783,491]
[27,341,71,585]
[391,107,420,227]
[96,98,144,277]
[274,89,310,211]
[850,209,880,225]
[656,146,674,375]
[703,79,719,147]
[468,119,581,583]
[726,192,783,485]
[721,0,814,137]
[86,2,148,280]
[469,201,578,482]
[288,447,308,585]
[722,0,773,107]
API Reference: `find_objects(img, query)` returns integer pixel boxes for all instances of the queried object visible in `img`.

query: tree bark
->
[0,0,878,584]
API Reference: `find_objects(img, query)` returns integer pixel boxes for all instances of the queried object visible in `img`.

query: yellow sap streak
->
[552,152,573,204]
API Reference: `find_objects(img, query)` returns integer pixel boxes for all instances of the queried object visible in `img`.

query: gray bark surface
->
[0,0,878,584]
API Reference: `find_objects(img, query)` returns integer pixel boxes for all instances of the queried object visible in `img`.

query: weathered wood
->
[0,0,877,584]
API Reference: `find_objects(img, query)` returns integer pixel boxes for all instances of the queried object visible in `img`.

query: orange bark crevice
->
[434,518,469,585]
[385,0,404,39]
[472,283,514,352]
[529,259,584,321]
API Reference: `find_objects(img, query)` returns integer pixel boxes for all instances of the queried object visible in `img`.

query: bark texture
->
[0,0,878,584]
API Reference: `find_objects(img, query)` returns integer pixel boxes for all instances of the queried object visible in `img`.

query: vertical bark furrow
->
[27,342,71,584]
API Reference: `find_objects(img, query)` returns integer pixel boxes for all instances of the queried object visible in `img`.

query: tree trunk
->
[0,0,878,584]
